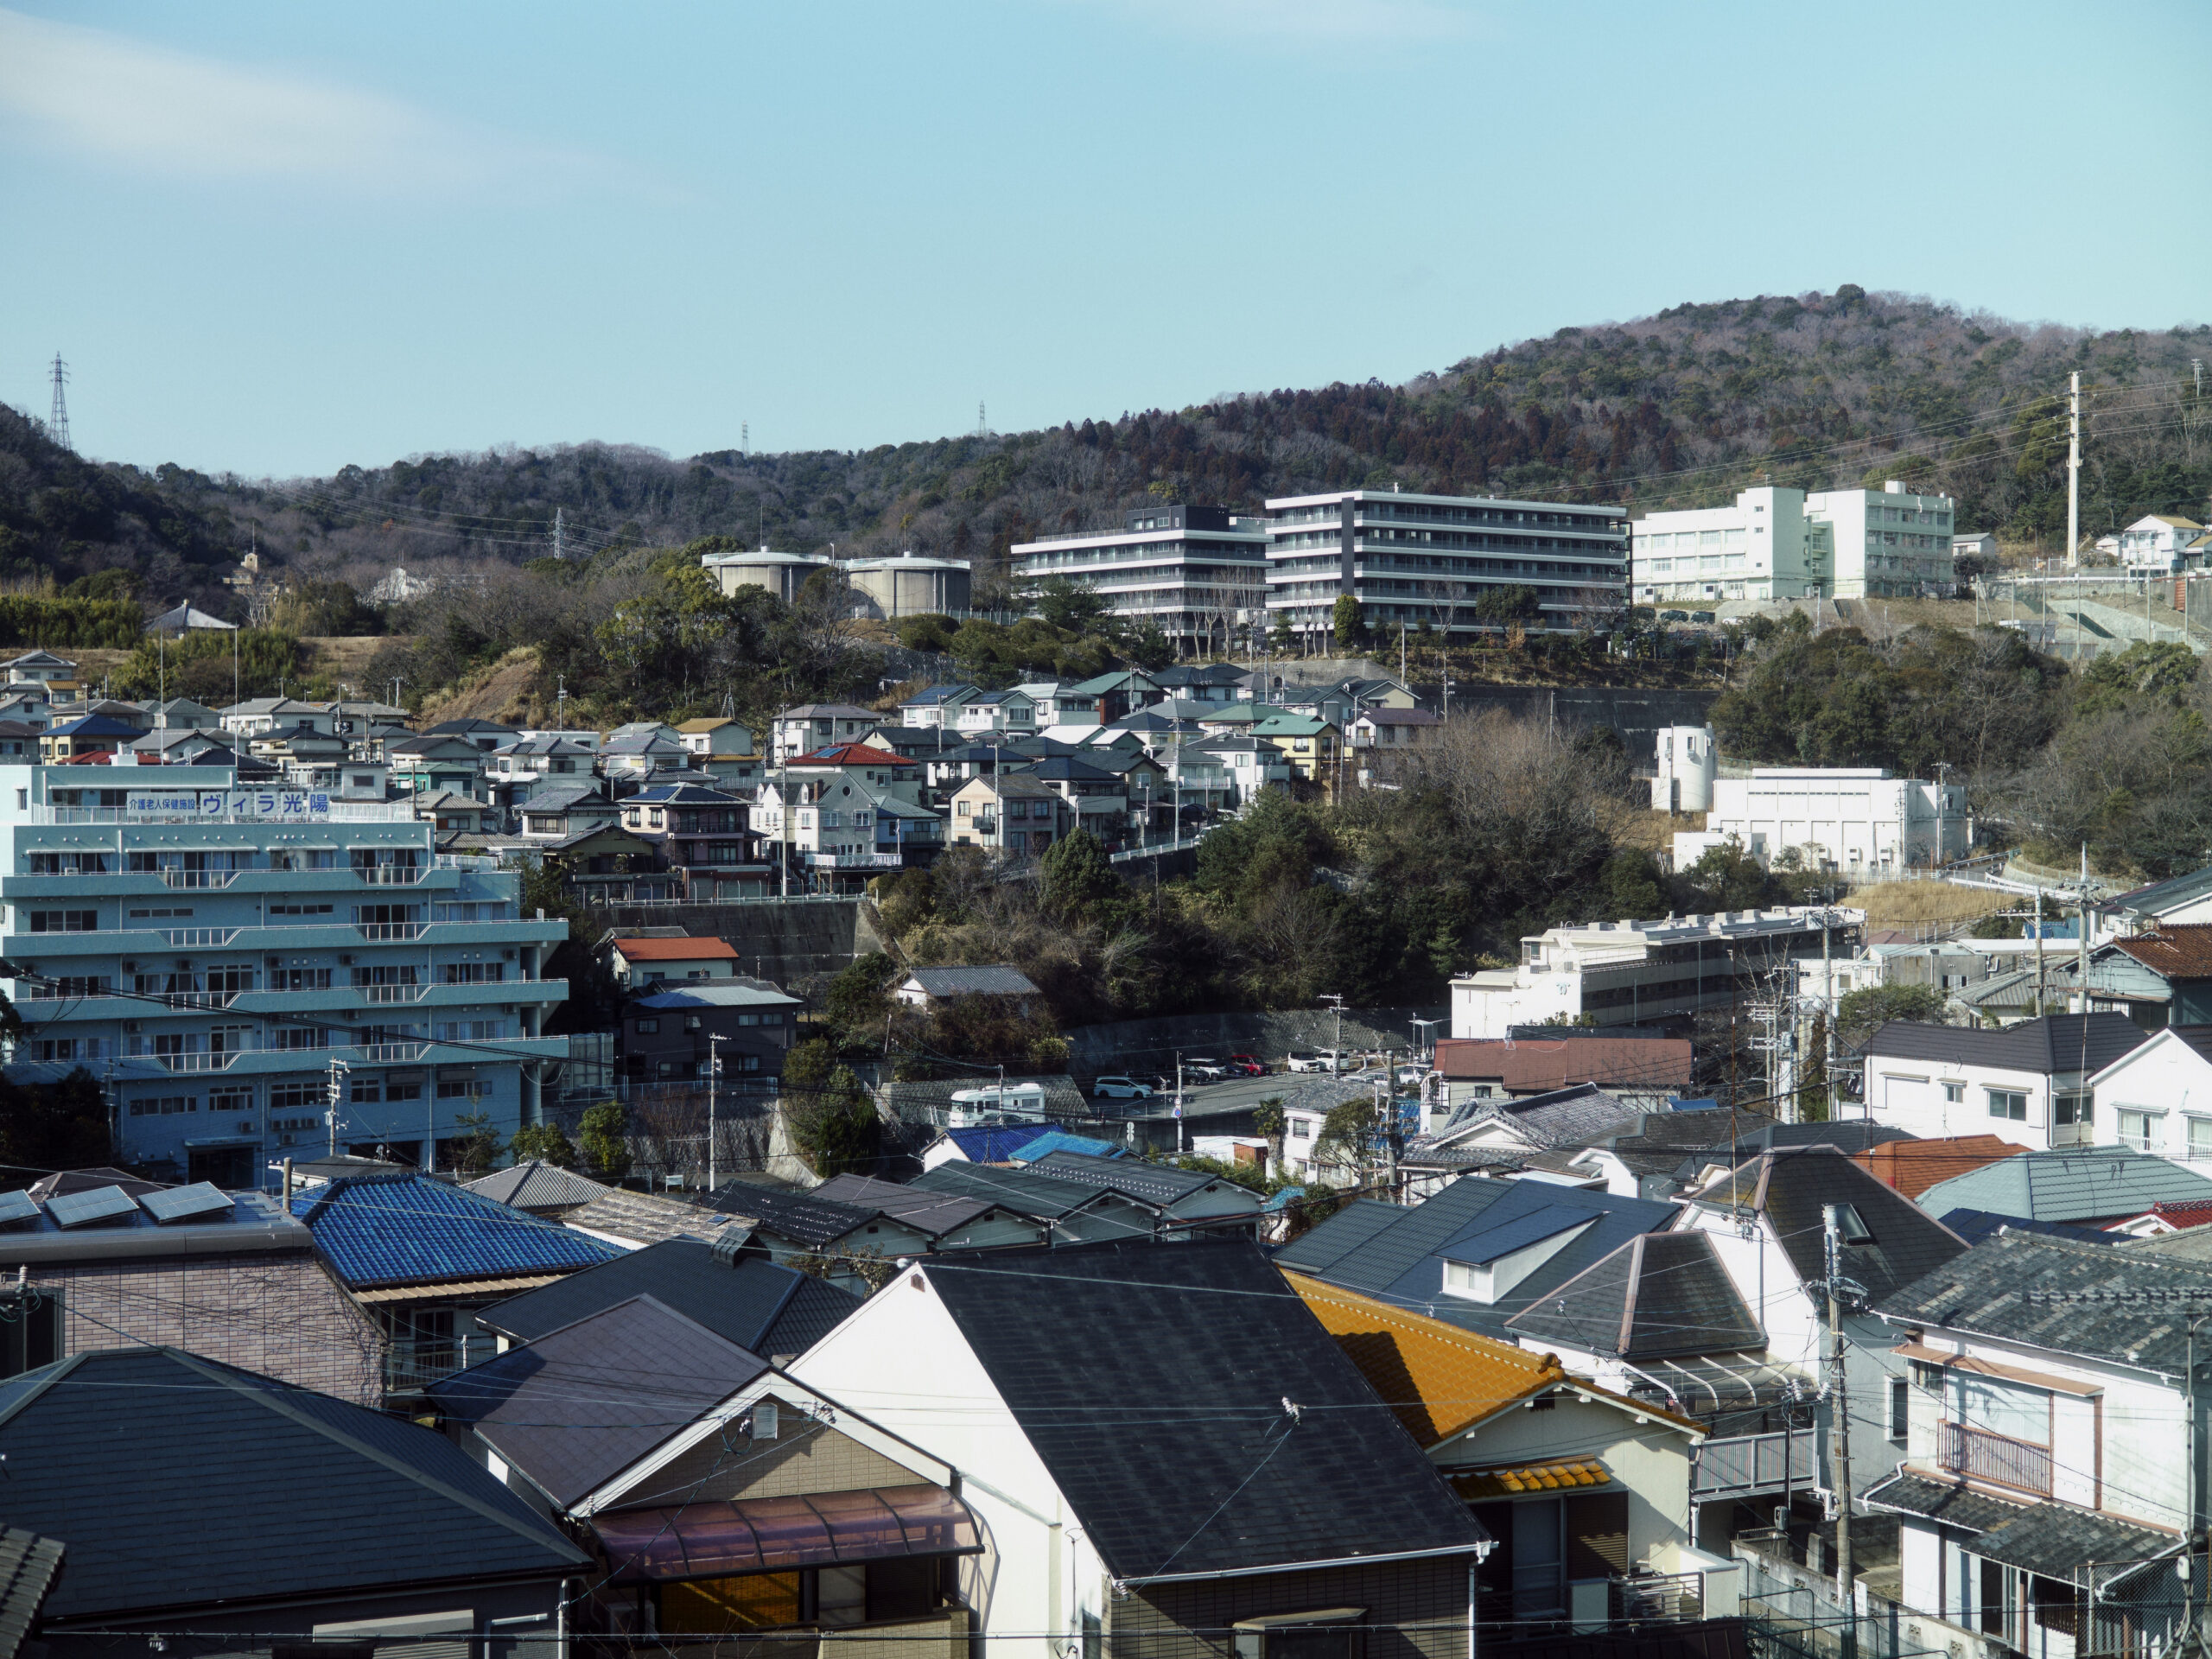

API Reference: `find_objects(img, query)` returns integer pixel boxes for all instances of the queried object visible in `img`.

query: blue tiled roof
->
[941,1122,1054,1162]
[1008,1128,1128,1163]
[295,1174,622,1290]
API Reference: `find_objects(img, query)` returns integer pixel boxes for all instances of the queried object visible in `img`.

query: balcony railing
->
[1689,1428,1817,1500]
[1939,1421,2052,1496]
[359,982,429,1004]
[158,869,239,889]
[356,923,426,942]
[162,928,239,948]
[352,866,426,885]
[1613,1571,1704,1623]
[385,1333,498,1394]
[148,1049,246,1073]
[336,1041,431,1064]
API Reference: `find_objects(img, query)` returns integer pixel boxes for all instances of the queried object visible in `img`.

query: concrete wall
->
[1061,1005,1446,1076]
[599,898,886,997]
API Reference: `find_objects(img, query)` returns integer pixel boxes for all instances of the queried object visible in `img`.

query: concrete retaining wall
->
[1061,1005,1446,1076]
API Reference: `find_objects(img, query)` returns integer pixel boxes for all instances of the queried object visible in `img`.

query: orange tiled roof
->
[1452,1459,1611,1499]
[2113,925,2212,979]
[1287,1273,1560,1446]
[1853,1135,2024,1198]
[610,936,739,962]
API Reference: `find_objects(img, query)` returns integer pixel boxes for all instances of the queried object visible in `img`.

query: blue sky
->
[1,0,2203,479]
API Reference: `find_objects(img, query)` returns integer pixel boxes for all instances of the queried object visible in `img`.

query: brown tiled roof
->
[611,936,739,962]
[1853,1135,2027,1199]
[2113,925,2212,979]
[1432,1036,1692,1095]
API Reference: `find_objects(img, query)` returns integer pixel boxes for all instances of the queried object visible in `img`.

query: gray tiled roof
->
[1027,1149,1249,1210]
[0,1347,584,1621]
[464,1162,613,1212]
[1428,1083,1641,1152]
[910,1161,1114,1222]
[1879,1230,2212,1374]
[1863,1471,2024,1533]
[919,1238,1487,1578]
[1916,1147,2212,1224]
[430,1294,767,1508]
[1975,1499,2181,1579]
[1694,1147,1966,1304]
[1270,1176,1678,1339]
[0,1527,63,1659]
[564,1188,754,1248]
[1860,1013,2147,1076]
[810,1173,995,1239]
[899,965,1041,998]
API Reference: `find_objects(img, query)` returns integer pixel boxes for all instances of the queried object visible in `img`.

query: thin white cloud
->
[1080,0,1482,45]
[0,7,637,195]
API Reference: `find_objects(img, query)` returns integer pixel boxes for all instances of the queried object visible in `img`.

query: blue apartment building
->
[0,763,569,1188]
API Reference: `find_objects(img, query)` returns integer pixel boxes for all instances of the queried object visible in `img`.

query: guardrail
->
[158,869,239,889]
[149,1050,246,1073]
[356,923,426,942]
[1939,1420,2051,1496]
[1690,1428,1816,1500]
[334,1041,431,1064]
[359,982,429,1004]
[385,1334,498,1394]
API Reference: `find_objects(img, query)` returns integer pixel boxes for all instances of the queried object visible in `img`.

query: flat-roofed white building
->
[1266,489,1629,640]
[1634,481,1955,603]
[1450,906,1862,1038]
[1670,766,1971,874]
[1011,505,1268,648]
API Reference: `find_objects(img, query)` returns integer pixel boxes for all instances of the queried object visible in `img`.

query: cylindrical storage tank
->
[1655,724,1718,812]
[701,550,831,603]
[841,554,972,619]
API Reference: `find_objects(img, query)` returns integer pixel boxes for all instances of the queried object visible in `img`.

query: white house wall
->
[791,1267,1102,1659]
[1862,1056,2066,1151]
[2090,1033,2212,1164]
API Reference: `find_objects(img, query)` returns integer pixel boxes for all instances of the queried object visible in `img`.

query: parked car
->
[1659,609,1688,622]
[1226,1054,1267,1077]
[1394,1064,1429,1087]
[1183,1058,1230,1081]
[1091,1074,1156,1100]
[1285,1051,1335,1074]
[948,1083,1050,1126]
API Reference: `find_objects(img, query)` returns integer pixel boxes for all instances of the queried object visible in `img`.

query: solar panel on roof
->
[137,1182,235,1225]
[0,1191,38,1229]
[44,1185,143,1229]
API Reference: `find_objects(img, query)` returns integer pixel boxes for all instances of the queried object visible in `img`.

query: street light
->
[707,1033,727,1192]
[1319,993,1345,1071]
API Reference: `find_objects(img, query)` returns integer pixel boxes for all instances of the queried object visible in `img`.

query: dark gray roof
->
[1504,1230,1764,1358]
[900,965,1041,998]
[1694,1147,1967,1305]
[1271,1176,1679,1339]
[0,1348,584,1623]
[1860,1013,2148,1075]
[1916,1147,2212,1224]
[1942,1210,2119,1249]
[430,1295,768,1509]
[919,1239,1487,1578]
[463,1161,613,1212]
[0,1528,63,1659]
[1863,1471,2024,1534]
[480,1239,858,1358]
[810,1173,995,1239]
[1976,1500,2181,1579]
[1879,1230,2212,1374]
[1028,1149,1250,1210]
[911,1161,1116,1222]
[722,1185,879,1248]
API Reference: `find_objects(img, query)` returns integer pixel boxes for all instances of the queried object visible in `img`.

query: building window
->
[1891,1376,1910,1442]
[2190,1117,2212,1161]
[635,1018,659,1034]
[2118,1108,2164,1152]
[1942,1082,1965,1104]
[2054,1091,2090,1126]
[1986,1089,2028,1122]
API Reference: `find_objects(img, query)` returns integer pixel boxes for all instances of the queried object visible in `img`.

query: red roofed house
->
[1852,1133,2023,1198]
[1432,1035,1692,1111]
[606,932,740,989]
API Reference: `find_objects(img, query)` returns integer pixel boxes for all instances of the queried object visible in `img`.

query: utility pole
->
[2035,887,2046,1016]
[1320,993,1344,1071]
[1823,1204,1856,1629]
[327,1058,349,1157]
[1821,908,1836,1125]
[707,1033,725,1193]
[47,353,70,452]
[553,506,563,562]
[2068,371,2082,570]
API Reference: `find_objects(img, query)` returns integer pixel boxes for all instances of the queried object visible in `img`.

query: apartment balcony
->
[1939,1421,2052,1497]
[359,982,432,1004]
[352,866,429,886]
[158,869,240,890]
[145,1049,248,1074]
[1689,1428,1818,1501]
[384,1333,499,1395]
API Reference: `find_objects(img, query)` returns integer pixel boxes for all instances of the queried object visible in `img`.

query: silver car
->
[1091,1074,1156,1100]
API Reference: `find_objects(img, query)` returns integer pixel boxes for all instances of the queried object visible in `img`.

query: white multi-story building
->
[1670,766,1972,874]
[1266,489,1629,639]
[2116,513,2209,575]
[1010,505,1268,647]
[1451,907,1860,1038]
[0,762,569,1188]
[1633,481,1955,603]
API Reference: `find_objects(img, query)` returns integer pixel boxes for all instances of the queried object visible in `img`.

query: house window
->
[1890,1376,1910,1441]
[1942,1082,1964,1103]
[2119,1108,2164,1152]
[1986,1089,2028,1122]
[2054,1090,2090,1126]
[2191,1118,2212,1161]
[635,1018,659,1034]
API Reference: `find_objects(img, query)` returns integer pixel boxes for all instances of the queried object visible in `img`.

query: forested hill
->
[8,285,2211,607]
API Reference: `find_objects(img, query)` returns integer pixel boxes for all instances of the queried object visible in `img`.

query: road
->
[1088,1066,1391,1123]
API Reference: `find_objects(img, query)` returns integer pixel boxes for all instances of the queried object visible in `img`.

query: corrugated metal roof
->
[1917,1147,2212,1224]
[463,1162,613,1211]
